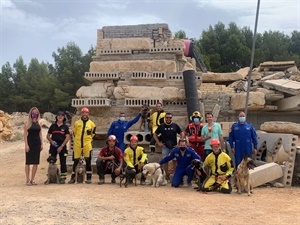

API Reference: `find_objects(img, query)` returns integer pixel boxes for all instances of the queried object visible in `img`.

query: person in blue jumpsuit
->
[107,111,141,152]
[159,138,201,188]
[228,111,258,168]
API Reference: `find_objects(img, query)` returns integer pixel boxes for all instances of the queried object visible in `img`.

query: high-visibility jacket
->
[73,118,96,149]
[123,146,147,168]
[149,111,166,133]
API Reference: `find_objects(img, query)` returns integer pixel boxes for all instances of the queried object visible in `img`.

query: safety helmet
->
[130,135,139,142]
[190,111,202,121]
[210,138,220,146]
[81,107,89,113]
[107,135,117,141]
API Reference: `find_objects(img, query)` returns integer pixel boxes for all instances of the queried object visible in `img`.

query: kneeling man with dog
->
[159,138,201,188]
[201,138,234,194]
[96,135,123,184]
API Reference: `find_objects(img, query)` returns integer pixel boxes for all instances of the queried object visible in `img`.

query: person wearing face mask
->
[184,111,205,160]
[228,111,258,169]
[68,107,96,184]
[107,110,142,152]
[23,107,43,186]
[47,111,70,184]
[159,138,201,188]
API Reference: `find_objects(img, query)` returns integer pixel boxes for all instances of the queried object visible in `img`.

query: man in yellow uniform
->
[68,107,96,184]
[202,138,234,194]
[123,135,147,185]
[148,102,166,154]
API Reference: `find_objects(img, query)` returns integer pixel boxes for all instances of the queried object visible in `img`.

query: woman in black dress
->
[23,107,43,185]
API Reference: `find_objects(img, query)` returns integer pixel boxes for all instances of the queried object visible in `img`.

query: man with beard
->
[153,112,184,179]
[159,138,201,188]
[68,107,96,184]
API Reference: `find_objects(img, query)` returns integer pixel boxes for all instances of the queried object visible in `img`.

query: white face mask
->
[239,117,246,123]
[119,116,125,122]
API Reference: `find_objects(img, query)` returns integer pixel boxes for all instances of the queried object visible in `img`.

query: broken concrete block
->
[249,162,283,188]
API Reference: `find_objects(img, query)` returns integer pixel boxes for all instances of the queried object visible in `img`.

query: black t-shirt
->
[48,123,70,144]
[155,123,182,148]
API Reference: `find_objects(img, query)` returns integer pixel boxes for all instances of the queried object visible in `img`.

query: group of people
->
[23,103,258,194]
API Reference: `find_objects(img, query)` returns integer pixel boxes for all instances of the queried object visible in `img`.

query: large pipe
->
[183,70,201,122]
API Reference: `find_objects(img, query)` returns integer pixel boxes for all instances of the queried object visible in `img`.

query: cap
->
[107,135,117,141]
[210,138,220,146]
[56,111,65,116]
[81,107,89,113]
[130,135,138,142]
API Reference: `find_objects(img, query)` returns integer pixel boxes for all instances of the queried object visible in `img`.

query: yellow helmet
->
[190,111,202,122]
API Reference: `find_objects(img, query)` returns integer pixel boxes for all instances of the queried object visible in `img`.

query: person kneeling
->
[123,135,147,185]
[159,138,201,188]
[96,135,123,184]
[202,139,234,194]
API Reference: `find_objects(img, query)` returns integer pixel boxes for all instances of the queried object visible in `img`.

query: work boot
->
[59,178,66,184]
[85,179,92,184]
[140,177,146,185]
[68,179,75,184]
[98,179,104,185]
[111,178,116,184]
[150,147,155,155]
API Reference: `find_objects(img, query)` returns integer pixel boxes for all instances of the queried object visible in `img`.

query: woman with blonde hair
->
[23,107,43,185]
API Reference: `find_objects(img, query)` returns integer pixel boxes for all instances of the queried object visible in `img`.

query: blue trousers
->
[172,165,194,187]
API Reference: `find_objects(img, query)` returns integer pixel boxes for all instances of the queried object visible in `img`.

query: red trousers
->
[190,142,204,161]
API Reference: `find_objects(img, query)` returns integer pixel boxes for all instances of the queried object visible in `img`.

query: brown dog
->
[235,156,256,196]
[44,156,60,184]
[75,157,86,184]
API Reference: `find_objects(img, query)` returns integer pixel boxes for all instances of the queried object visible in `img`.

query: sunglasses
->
[166,117,172,119]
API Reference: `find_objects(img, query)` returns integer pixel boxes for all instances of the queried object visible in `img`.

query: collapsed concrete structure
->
[68,23,300,187]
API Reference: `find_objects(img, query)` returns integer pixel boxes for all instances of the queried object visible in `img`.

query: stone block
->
[261,79,300,96]
[230,92,265,111]
[202,72,244,82]
[249,163,283,187]
[260,121,300,135]
[275,95,300,111]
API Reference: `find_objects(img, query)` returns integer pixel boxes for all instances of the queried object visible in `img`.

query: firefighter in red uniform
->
[184,111,205,160]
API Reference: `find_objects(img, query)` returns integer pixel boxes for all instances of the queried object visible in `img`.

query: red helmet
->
[107,135,117,141]
[210,138,220,146]
[81,107,89,113]
[130,135,138,142]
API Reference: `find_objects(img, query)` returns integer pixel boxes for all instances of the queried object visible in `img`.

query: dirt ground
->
[0,128,300,225]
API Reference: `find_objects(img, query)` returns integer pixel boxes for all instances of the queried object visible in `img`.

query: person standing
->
[148,102,166,154]
[202,139,234,194]
[229,111,258,168]
[46,111,70,184]
[153,112,185,178]
[123,135,147,185]
[107,110,142,152]
[201,113,224,159]
[184,111,205,159]
[23,107,43,186]
[159,138,201,188]
[96,135,123,185]
[68,107,96,184]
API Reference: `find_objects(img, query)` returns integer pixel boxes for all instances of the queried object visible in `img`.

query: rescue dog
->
[190,159,211,191]
[142,163,167,187]
[235,156,256,196]
[120,167,137,188]
[139,103,150,132]
[44,156,60,184]
[75,157,86,184]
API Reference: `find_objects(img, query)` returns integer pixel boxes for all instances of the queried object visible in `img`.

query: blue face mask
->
[119,116,125,122]
[193,118,200,123]
[239,117,246,123]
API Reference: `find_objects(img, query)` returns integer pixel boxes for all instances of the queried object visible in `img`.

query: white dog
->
[142,163,167,187]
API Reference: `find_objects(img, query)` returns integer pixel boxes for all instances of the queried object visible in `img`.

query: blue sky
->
[1,0,299,67]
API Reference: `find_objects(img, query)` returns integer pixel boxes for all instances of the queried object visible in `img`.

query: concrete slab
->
[249,162,283,187]
[275,95,300,111]
[261,79,300,96]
